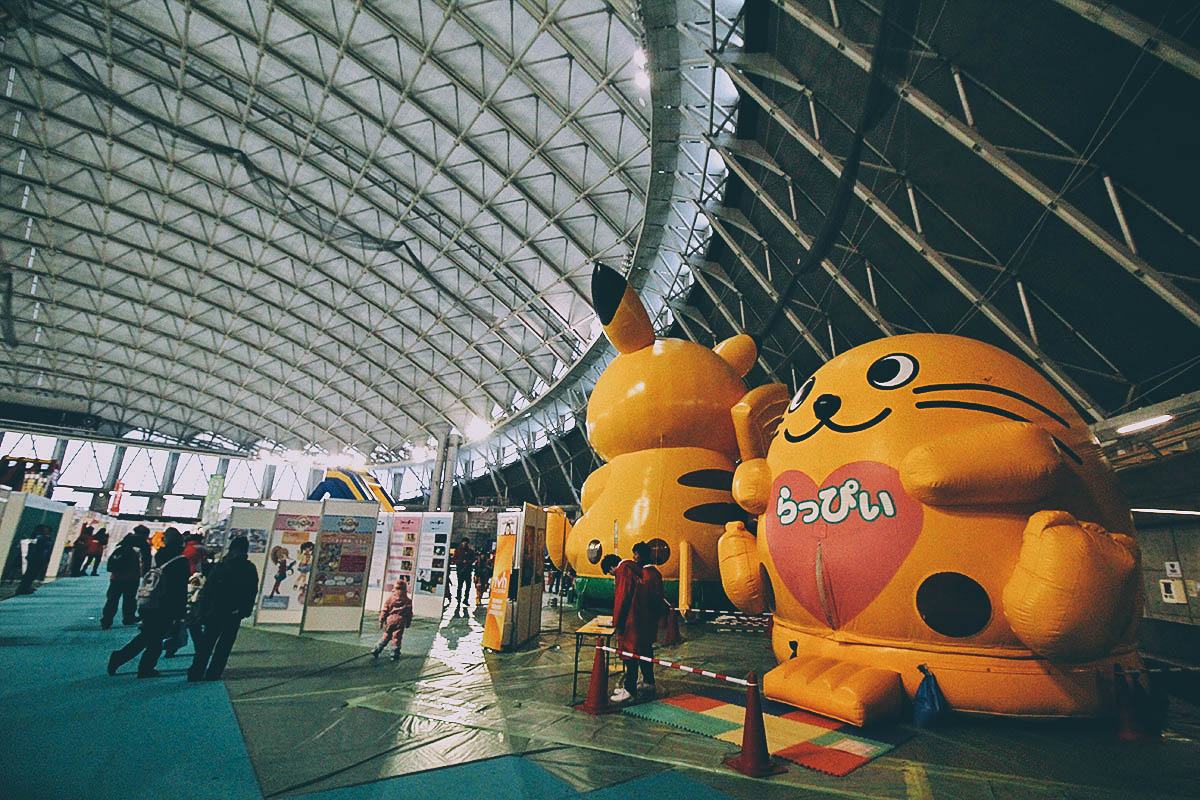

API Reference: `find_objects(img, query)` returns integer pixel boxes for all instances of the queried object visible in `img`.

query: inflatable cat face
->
[758,333,1131,641]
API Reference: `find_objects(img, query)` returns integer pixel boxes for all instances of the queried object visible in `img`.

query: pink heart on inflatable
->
[764,462,923,628]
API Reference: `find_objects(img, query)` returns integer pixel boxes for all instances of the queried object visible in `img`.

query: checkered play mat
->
[621,687,912,776]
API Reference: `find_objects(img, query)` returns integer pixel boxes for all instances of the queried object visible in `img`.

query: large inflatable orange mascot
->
[720,334,1142,723]
[547,264,755,608]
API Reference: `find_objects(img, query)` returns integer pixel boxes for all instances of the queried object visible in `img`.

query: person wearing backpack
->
[107,529,189,678]
[187,535,259,682]
[100,532,145,629]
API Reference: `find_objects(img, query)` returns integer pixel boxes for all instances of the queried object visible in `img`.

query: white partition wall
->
[254,500,322,626]
[412,512,452,618]
[300,499,379,633]
[514,504,547,647]
[0,490,27,580]
[228,506,277,583]
[365,511,393,615]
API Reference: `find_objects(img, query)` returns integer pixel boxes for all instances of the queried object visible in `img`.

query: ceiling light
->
[505,507,521,512]
[467,506,485,512]
[1115,414,1172,434]
[1132,508,1200,516]
[395,505,406,511]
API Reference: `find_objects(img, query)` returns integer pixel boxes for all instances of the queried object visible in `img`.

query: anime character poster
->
[255,514,319,624]
[308,514,375,608]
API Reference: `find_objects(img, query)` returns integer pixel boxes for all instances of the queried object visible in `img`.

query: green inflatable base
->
[572,576,733,613]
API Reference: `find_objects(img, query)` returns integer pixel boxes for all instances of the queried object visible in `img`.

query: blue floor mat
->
[291,754,577,800]
[577,770,737,800]
[0,577,260,800]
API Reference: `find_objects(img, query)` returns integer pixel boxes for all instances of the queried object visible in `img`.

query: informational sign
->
[482,512,520,651]
[228,506,277,588]
[229,527,268,554]
[382,513,423,613]
[300,499,379,633]
[1165,561,1183,578]
[255,511,320,625]
[310,517,374,607]
[412,512,452,617]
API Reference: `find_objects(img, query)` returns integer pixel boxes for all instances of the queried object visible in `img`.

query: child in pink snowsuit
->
[373,578,413,661]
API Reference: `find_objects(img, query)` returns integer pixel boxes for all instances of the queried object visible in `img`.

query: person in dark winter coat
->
[187,535,259,682]
[108,529,189,678]
[101,532,145,628]
[452,538,476,608]
[373,578,414,661]
[14,524,54,596]
[129,524,152,575]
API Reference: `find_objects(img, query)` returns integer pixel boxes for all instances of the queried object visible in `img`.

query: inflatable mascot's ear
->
[718,333,1141,725]
[555,263,756,611]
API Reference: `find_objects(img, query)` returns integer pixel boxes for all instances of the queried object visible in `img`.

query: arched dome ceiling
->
[0,0,650,457]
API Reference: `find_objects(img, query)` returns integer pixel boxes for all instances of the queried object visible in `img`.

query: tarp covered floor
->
[2,576,1198,799]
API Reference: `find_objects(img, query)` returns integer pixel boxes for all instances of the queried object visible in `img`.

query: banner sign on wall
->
[255,513,320,624]
[309,513,375,607]
[202,473,225,525]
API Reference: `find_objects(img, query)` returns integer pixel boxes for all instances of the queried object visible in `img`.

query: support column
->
[90,445,127,512]
[390,469,403,503]
[427,431,448,511]
[306,466,323,496]
[145,450,180,517]
[49,438,69,492]
[259,463,277,503]
[439,434,460,510]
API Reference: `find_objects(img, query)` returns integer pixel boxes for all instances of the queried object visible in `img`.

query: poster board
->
[382,513,425,616]
[228,506,276,583]
[482,510,522,651]
[412,512,452,618]
[300,499,379,633]
[516,504,547,645]
[254,501,321,625]
[365,512,393,615]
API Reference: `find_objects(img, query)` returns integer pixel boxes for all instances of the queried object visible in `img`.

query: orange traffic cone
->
[661,608,681,646]
[723,672,786,777]
[575,639,618,715]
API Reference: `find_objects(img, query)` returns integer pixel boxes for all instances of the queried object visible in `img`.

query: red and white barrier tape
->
[681,607,772,619]
[597,644,752,687]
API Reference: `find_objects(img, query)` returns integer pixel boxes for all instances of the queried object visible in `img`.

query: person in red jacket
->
[373,578,414,661]
[602,548,657,703]
[82,528,107,575]
[69,526,94,577]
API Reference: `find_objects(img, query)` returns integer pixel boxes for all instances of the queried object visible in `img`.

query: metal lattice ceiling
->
[1,0,652,458]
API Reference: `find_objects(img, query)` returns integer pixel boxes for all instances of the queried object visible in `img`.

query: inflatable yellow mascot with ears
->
[547,263,756,608]
[720,334,1142,724]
